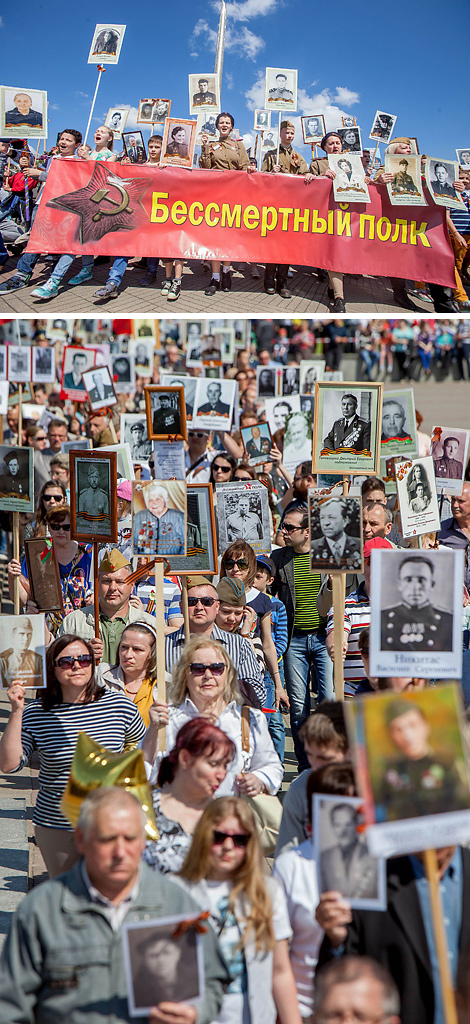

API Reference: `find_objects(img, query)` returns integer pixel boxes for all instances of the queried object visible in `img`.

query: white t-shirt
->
[273,839,323,1019]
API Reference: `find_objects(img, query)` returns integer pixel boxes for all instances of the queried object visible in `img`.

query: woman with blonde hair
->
[177,796,302,1024]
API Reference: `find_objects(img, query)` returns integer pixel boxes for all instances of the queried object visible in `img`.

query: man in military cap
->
[0,448,30,501]
[151,393,181,435]
[261,120,312,298]
[226,493,263,543]
[133,482,185,556]
[77,463,110,534]
[268,73,294,103]
[433,435,464,480]
[129,420,152,461]
[391,158,419,196]
[381,555,453,652]
[192,78,217,106]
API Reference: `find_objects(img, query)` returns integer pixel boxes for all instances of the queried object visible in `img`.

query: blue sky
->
[1,0,468,162]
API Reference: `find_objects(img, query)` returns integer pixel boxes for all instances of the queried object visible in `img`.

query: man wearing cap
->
[0,449,30,500]
[380,555,453,653]
[152,394,181,436]
[307,132,347,313]
[129,421,152,461]
[261,120,313,299]
[433,436,464,480]
[56,549,156,664]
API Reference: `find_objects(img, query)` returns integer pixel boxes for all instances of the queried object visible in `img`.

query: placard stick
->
[180,577,190,641]
[33,139,41,167]
[12,513,20,614]
[83,65,106,146]
[154,559,166,704]
[92,541,100,644]
[423,849,458,1024]
[331,574,345,701]
[276,111,281,165]
[17,384,23,445]
[371,140,380,167]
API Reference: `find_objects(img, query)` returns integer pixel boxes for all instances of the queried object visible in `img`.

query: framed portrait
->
[283,409,313,473]
[380,389,418,460]
[299,359,325,394]
[0,85,47,140]
[313,381,383,476]
[456,148,470,169]
[8,382,33,407]
[145,385,186,442]
[312,793,386,910]
[264,394,301,436]
[7,345,32,384]
[82,364,117,412]
[132,479,186,557]
[159,374,197,426]
[99,443,135,483]
[61,345,97,402]
[431,426,470,496]
[256,365,279,399]
[337,126,363,155]
[165,483,217,575]
[0,345,7,381]
[88,24,126,65]
[104,106,130,138]
[128,338,154,377]
[120,414,152,464]
[152,98,171,123]
[217,480,271,555]
[281,366,300,397]
[300,394,315,420]
[132,319,156,341]
[161,118,197,168]
[122,131,146,164]
[70,450,118,543]
[0,445,34,512]
[184,321,204,365]
[112,353,136,394]
[61,438,92,455]
[309,493,363,573]
[0,613,47,689]
[192,378,236,431]
[137,99,157,124]
[345,682,470,858]
[24,538,63,614]
[385,153,426,206]
[395,456,440,538]
[31,346,55,384]
[424,158,464,211]
[152,440,186,480]
[202,361,223,379]
[329,154,371,204]
[254,109,271,131]
[301,114,325,144]
[241,422,273,467]
[260,129,278,153]
[195,111,219,145]
[212,327,235,364]
[121,914,204,1017]
[369,110,397,144]
[188,73,220,115]
[265,67,298,111]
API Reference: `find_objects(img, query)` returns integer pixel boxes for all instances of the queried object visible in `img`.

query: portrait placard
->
[456,148,470,169]
[424,158,464,210]
[202,362,223,379]
[132,479,186,557]
[312,793,386,910]
[265,67,298,111]
[145,385,187,442]
[299,360,325,394]
[122,131,146,164]
[152,441,186,480]
[301,114,325,144]
[380,389,418,460]
[161,119,197,168]
[264,395,301,436]
[431,426,470,496]
[61,346,97,401]
[309,493,363,573]
[128,338,154,377]
[82,364,117,411]
[385,153,426,206]
[104,107,130,138]
[254,109,271,131]
[313,381,383,476]
[70,450,118,543]
[369,547,464,680]
[260,129,278,153]
[217,480,271,555]
[369,110,397,144]
[152,98,172,123]
[112,353,136,394]
[192,378,236,431]
[188,74,220,115]
[329,154,371,204]
[8,345,32,384]
[132,319,156,340]
[212,327,235,364]
[395,456,440,538]
[0,613,47,688]
[88,24,126,65]
[98,443,135,483]
[337,126,363,155]
[184,321,204,365]
[195,111,219,145]
[120,414,152,464]
[281,366,300,396]
[0,346,7,381]
[25,538,64,613]
[342,116,357,128]
[121,914,204,1017]
[345,683,470,858]
[281,409,312,472]
[0,85,47,139]
[159,374,197,426]
[165,483,217,575]
[137,99,158,124]
[0,445,34,512]
[61,438,92,455]
[241,422,273,467]
[256,365,280,398]
[0,381,10,415]
[32,346,55,384]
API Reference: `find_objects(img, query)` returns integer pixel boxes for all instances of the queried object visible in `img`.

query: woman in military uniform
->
[199,112,255,296]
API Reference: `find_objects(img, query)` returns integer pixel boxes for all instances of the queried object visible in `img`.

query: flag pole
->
[83,65,106,146]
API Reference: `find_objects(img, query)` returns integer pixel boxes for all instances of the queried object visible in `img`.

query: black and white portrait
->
[193,379,236,430]
[309,494,363,573]
[0,614,46,689]
[161,375,197,425]
[73,457,113,538]
[257,366,278,398]
[456,149,470,169]
[321,390,372,456]
[330,154,370,204]
[0,444,34,511]
[153,98,171,122]
[281,366,300,396]
[217,481,271,555]
[112,353,135,394]
[265,67,298,110]
[161,119,196,168]
[425,158,463,210]
[32,345,55,384]
[313,794,386,910]
[283,410,312,472]
[301,114,325,143]
[338,126,362,154]
[188,74,220,114]
[88,24,126,65]
[145,387,185,440]
[386,154,426,207]
[122,916,203,1017]
[315,382,381,476]
[137,99,156,123]
[82,365,116,411]
[264,395,300,435]
[8,345,31,384]
[260,129,278,152]
[128,339,154,377]
[369,110,396,144]
[432,427,470,496]
[61,345,96,399]
[122,131,146,164]
[104,107,129,138]
[380,390,417,460]
[254,109,271,131]
[196,111,218,144]
[134,319,156,339]
[299,360,325,394]
[184,321,204,365]
[167,483,217,575]
[241,422,273,466]
[121,414,152,462]
[395,456,440,538]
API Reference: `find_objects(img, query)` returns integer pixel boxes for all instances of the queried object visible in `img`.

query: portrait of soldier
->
[5,92,43,129]
[258,368,276,397]
[430,162,456,199]
[34,348,53,376]
[305,116,322,138]
[133,483,185,555]
[151,393,181,435]
[433,435,464,480]
[319,802,378,899]
[226,493,263,543]
[197,381,230,418]
[139,102,154,121]
[268,72,294,103]
[0,448,30,501]
[134,343,151,372]
[128,421,152,461]
[192,78,217,107]
[381,399,412,444]
[256,110,269,128]
[322,393,371,455]
[282,366,300,396]
[86,369,115,406]
[165,126,188,159]
[63,351,89,391]
[391,158,419,196]
[381,556,453,652]
[371,113,393,140]
[311,498,361,569]
[0,616,43,688]
[458,150,470,167]
[77,463,110,533]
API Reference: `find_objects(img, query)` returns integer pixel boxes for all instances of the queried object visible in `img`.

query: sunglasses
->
[188,596,216,607]
[224,558,249,570]
[213,464,232,473]
[49,521,71,531]
[43,494,63,502]
[212,830,249,848]
[55,654,93,669]
[189,431,208,438]
[189,662,226,676]
[281,522,302,534]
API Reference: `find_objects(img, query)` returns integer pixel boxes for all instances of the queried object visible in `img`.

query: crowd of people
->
[0,316,470,1023]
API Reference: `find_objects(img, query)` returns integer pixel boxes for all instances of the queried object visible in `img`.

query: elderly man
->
[381,399,412,443]
[439,481,470,591]
[362,501,393,542]
[314,959,400,1024]
[88,413,115,447]
[311,498,361,570]
[197,381,230,417]
[261,119,312,298]
[87,369,115,405]
[133,482,185,556]
[323,393,371,455]
[0,788,229,1024]
[165,577,265,708]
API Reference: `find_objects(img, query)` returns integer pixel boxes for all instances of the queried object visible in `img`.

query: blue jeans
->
[283,629,334,769]
[15,205,40,277]
[147,257,159,273]
[264,670,285,765]
[49,253,94,282]
[108,257,128,286]
[360,349,379,379]
[0,231,7,264]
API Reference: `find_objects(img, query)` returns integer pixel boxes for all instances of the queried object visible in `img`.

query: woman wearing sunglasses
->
[142,635,283,798]
[21,479,67,551]
[177,797,302,1024]
[0,635,145,878]
[209,452,237,491]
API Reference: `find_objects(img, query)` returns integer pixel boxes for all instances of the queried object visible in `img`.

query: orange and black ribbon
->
[172,911,211,940]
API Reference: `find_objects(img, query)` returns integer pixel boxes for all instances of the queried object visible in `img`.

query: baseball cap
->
[256,555,275,575]
[363,538,394,560]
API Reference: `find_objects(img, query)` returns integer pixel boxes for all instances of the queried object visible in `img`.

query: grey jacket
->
[0,859,230,1024]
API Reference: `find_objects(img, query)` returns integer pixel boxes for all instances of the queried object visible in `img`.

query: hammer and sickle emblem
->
[90,176,133,221]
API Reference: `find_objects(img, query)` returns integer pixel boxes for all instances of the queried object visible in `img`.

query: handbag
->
[240,706,282,857]
[61,731,158,840]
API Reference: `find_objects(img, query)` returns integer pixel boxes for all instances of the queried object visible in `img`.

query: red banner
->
[27,159,455,286]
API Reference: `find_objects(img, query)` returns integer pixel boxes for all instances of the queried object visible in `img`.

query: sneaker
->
[205,277,220,296]
[69,266,94,285]
[31,279,60,299]
[0,274,30,294]
[93,281,119,299]
[332,296,346,313]
[160,278,172,296]
[140,272,157,287]
[167,279,181,302]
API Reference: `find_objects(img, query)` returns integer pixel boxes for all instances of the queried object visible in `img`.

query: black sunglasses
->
[189,431,208,438]
[189,662,226,676]
[212,830,249,848]
[281,522,302,534]
[224,558,249,570]
[188,596,216,607]
[55,654,93,669]
[43,494,63,502]
[213,464,232,472]
[49,521,71,531]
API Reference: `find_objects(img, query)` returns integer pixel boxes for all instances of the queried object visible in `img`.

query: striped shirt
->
[15,691,146,829]
[165,624,266,709]
[292,552,323,631]
[326,583,370,697]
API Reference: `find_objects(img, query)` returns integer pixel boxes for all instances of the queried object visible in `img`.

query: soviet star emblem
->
[47,162,148,243]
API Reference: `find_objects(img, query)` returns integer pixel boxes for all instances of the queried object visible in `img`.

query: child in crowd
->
[253,554,288,763]
[0,152,37,224]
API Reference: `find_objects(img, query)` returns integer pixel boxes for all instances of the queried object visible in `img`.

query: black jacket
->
[270,545,326,641]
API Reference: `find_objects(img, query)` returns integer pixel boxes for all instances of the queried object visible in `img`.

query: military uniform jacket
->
[261,144,309,176]
[322,415,371,454]
[309,156,329,176]
[433,456,464,479]
[199,138,250,171]
[152,408,180,434]
[381,601,453,651]
[193,91,217,106]
[311,534,362,570]
[377,752,469,822]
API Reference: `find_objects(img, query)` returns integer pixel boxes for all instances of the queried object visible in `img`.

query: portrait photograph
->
[184,320,204,365]
[314,381,383,476]
[369,110,397,144]
[456,148,470,168]
[120,414,152,464]
[61,345,97,402]
[161,118,197,168]
[254,109,271,131]
[346,682,470,858]
[281,366,300,396]
[99,443,135,483]
[309,494,363,573]
[217,480,271,555]
[282,409,313,473]
[122,131,146,164]
[0,613,47,689]
[32,345,55,384]
[369,547,464,681]
[122,914,204,1017]
[212,327,235,364]
[330,154,371,204]
[431,426,470,496]
[159,375,197,426]
[385,154,426,206]
[260,128,278,153]
[7,345,32,384]
[265,67,298,111]
[104,107,130,138]
[88,24,126,65]
[145,385,186,442]
[264,395,300,436]
[0,85,47,139]
[70,450,118,543]
[138,99,158,124]
[0,445,34,513]
[256,365,279,398]
[82,364,117,412]
[300,394,315,420]
[112,353,136,395]
[61,438,92,455]
[299,360,325,395]
[152,440,186,480]
[132,479,186,557]
[380,388,418,460]
[312,793,386,911]
[342,116,357,128]
[195,111,219,145]
[189,73,220,114]
[338,126,363,154]
[132,319,156,340]
[153,98,172,123]
[0,345,7,382]
[424,158,464,210]
[128,338,154,377]
[241,422,273,467]
[192,378,236,431]
[202,362,223,379]
[395,456,440,539]
[301,114,325,144]
[24,538,63,614]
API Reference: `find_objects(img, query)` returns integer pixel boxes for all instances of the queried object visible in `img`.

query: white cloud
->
[49,104,60,111]
[224,0,279,20]
[190,50,199,58]
[333,86,360,108]
[225,71,234,90]
[191,18,264,59]
[192,18,218,48]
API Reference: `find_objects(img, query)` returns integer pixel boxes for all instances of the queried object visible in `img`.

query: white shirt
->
[273,840,323,1018]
